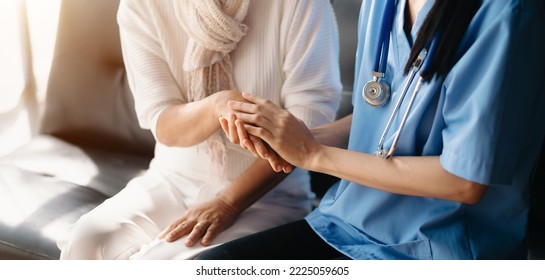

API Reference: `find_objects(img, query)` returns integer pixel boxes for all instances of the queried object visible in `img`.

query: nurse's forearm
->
[307,147,487,204]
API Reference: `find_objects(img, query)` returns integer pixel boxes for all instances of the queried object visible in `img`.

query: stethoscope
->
[362,0,438,159]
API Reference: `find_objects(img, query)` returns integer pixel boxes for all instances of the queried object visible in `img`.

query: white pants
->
[57,169,309,260]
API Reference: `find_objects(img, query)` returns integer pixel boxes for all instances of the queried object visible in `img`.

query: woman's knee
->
[57,214,116,259]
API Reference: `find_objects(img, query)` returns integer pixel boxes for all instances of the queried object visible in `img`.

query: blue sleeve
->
[439,1,545,186]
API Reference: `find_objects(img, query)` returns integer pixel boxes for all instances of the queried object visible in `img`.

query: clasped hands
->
[219,92,320,173]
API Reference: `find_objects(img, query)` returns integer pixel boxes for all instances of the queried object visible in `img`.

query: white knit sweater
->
[117,0,342,207]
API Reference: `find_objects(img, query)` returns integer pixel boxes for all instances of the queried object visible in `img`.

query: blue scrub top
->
[306,0,545,259]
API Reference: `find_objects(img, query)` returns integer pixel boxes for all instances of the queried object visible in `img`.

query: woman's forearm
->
[156,99,219,147]
[156,90,242,147]
[217,158,290,215]
[309,147,487,204]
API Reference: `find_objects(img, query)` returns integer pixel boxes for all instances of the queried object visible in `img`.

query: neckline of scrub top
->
[395,0,435,61]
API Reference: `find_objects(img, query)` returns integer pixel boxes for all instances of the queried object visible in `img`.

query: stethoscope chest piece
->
[363,71,390,107]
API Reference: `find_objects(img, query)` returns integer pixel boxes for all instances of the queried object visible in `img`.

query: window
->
[0,0,60,156]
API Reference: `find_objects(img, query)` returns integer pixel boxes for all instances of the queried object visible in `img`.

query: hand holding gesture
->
[219,97,293,173]
[222,92,321,171]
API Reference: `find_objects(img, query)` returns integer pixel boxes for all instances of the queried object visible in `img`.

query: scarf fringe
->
[174,0,250,178]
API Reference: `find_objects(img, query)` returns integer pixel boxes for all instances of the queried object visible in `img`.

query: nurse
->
[197,0,545,259]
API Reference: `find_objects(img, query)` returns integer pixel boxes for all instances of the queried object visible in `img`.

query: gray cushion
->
[0,136,150,259]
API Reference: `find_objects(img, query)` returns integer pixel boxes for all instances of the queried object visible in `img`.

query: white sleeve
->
[117,0,183,137]
[281,0,343,128]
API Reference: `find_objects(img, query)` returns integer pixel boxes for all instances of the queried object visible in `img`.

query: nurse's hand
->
[157,197,240,247]
[219,113,293,173]
[228,92,320,170]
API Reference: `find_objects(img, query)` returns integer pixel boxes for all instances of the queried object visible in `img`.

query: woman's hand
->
[228,92,322,170]
[212,90,246,119]
[157,197,240,247]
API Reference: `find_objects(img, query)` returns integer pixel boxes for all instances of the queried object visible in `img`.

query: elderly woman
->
[56,0,341,259]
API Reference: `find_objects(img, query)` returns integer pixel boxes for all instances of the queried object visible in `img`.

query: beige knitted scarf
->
[174,0,250,102]
[174,0,250,176]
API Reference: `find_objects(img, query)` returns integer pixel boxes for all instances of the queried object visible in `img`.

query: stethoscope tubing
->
[375,49,428,159]
[376,63,418,153]
[368,0,440,159]
[386,76,425,159]
[372,0,396,74]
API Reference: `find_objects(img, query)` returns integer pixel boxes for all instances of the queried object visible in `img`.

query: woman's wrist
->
[210,93,225,119]
[216,191,246,217]
[212,90,240,119]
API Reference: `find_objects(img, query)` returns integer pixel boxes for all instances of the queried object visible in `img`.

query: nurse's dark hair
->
[405,0,482,81]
